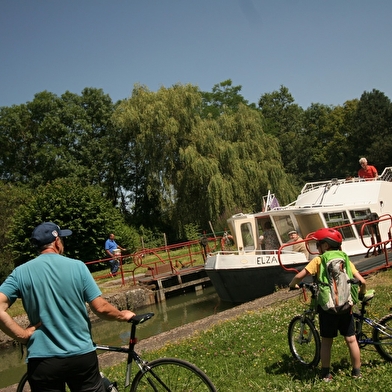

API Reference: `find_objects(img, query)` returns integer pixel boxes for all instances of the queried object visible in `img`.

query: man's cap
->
[30,222,72,246]
[288,230,297,235]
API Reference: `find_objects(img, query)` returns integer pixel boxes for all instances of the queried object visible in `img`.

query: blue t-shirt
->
[0,253,101,360]
[105,239,118,253]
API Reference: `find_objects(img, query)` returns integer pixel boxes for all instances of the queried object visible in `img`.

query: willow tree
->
[115,85,295,236]
[114,83,297,238]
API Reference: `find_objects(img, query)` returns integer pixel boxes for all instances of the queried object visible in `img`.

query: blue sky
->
[1,1,391,109]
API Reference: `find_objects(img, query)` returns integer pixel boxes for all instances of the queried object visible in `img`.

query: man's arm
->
[0,293,40,344]
[89,296,135,321]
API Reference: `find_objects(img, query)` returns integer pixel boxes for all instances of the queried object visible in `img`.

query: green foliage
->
[1,82,391,257]
[349,89,392,172]
[115,84,297,239]
[137,225,166,249]
[0,182,32,282]
[0,88,120,199]
[200,79,254,118]
[7,178,138,266]
[183,223,201,241]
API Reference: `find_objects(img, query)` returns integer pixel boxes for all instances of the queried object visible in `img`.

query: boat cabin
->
[226,167,392,258]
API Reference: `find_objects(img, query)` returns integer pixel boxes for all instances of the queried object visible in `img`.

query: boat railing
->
[379,166,392,182]
[300,166,392,194]
[276,214,392,276]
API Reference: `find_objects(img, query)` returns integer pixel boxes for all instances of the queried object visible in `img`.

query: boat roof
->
[232,167,392,220]
[293,166,392,209]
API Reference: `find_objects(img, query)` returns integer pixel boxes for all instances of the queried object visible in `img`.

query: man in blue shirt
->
[0,222,135,391]
[105,233,126,276]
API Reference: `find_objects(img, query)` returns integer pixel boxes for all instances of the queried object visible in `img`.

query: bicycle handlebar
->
[347,278,362,286]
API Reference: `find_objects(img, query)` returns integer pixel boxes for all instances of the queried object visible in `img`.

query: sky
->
[1,1,392,109]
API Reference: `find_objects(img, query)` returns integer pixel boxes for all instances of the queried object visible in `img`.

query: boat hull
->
[205,264,303,303]
[206,249,392,303]
[204,251,308,303]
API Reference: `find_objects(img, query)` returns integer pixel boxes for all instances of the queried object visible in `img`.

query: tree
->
[7,178,139,268]
[201,79,255,118]
[114,83,204,237]
[349,89,392,172]
[0,182,31,282]
[0,88,117,193]
[115,84,298,238]
[258,86,305,181]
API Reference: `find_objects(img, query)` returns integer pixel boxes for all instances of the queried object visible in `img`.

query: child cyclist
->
[289,228,367,382]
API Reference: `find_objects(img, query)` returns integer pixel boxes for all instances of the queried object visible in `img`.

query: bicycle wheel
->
[373,313,392,361]
[130,357,216,392]
[16,373,30,392]
[288,315,321,367]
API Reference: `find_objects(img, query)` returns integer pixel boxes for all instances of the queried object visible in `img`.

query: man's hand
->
[20,321,42,344]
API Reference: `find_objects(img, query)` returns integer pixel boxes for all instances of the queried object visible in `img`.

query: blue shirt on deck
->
[0,253,101,360]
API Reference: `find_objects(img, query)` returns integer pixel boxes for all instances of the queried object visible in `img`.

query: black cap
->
[30,222,72,247]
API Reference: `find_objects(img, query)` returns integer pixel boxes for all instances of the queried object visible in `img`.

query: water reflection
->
[0,285,234,389]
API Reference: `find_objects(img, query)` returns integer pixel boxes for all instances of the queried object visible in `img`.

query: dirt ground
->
[0,288,298,392]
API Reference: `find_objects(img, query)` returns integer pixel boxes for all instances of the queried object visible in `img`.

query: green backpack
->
[317,250,358,314]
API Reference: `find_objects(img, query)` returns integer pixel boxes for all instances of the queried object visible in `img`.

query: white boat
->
[205,167,392,303]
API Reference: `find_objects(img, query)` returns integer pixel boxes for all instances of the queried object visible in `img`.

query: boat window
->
[350,209,372,237]
[272,215,293,242]
[241,222,255,250]
[323,211,356,240]
[295,213,324,238]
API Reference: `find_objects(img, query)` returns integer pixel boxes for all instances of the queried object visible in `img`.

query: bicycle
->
[288,281,392,367]
[17,312,217,391]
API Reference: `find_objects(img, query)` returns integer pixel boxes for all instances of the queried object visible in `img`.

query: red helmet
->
[311,228,342,248]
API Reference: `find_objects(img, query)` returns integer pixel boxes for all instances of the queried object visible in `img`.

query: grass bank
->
[102,269,392,391]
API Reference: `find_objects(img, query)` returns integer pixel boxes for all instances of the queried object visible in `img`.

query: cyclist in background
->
[289,228,366,382]
[0,222,135,392]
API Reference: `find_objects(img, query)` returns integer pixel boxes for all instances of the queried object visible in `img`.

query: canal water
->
[0,285,235,389]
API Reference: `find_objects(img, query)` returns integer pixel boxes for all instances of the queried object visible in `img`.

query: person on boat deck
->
[262,221,280,250]
[358,157,378,179]
[287,230,309,259]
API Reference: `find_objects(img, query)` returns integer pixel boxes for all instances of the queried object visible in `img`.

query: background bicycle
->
[17,312,217,392]
[288,281,392,367]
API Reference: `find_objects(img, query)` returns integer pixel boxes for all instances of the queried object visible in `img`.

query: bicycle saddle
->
[129,313,155,325]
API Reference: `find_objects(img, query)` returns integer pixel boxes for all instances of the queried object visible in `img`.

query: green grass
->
[102,269,392,391]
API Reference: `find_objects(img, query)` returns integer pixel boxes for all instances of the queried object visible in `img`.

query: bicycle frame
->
[17,312,217,392]
[354,311,392,347]
[95,312,154,387]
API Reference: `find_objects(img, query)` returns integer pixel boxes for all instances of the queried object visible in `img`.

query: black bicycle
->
[17,312,217,391]
[288,281,392,367]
